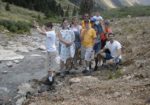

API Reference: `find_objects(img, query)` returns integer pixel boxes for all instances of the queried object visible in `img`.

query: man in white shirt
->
[97,33,122,65]
[34,21,60,85]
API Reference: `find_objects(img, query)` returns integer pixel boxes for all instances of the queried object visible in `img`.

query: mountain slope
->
[0,0,45,23]
[93,0,150,9]
[68,0,150,10]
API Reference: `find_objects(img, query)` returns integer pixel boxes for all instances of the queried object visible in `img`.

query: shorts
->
[93,41,101,54]
[81,46,94,61]
[105,53,122,64]
[46,51,60,72]
[105,53,113,60]
[95,24,103,34]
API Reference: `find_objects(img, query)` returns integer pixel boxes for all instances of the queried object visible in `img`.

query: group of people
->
[34,11,122,85]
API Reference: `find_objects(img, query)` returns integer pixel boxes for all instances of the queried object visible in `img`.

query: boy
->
[34,21,60,85]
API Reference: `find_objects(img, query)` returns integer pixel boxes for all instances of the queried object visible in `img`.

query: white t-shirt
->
[105,40,122,59]
[93,15,103,25]
[46,30,57,52]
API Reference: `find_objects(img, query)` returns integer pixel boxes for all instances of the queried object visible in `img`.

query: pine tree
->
[5,2,10,11]
[80,0,94,15]
[65,5,69,17]
[72,6,77,16]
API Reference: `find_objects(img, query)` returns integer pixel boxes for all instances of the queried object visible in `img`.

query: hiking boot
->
[64,70,70,75]
[43,76,55,86]
[60,71,68,77]
[82,69,91,75]
[93,66,98,71]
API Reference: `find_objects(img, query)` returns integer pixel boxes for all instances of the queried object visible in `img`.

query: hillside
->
[94,0,150,9]
[68,0,150,10]
[22,16,150,105]
[0,0,45,23]
[0,16,149,105]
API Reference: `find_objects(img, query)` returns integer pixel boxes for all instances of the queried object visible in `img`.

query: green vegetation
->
[2,0,64,17]
[108,69,123,80]
[0,1,45,22]
[5,2,10,11]
[0,1,45,34]
[80,0,94,15]
[102,6,150,19]
[0,20,31,33]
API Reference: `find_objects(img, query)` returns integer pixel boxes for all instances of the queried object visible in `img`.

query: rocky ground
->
[0,17,150,105]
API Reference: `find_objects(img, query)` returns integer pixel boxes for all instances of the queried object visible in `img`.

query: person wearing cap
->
[81,13,92,29]
[97,33,122,65]
[101,19,112,49]
[80,20,96,74]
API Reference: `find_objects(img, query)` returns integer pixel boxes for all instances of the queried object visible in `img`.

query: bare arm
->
[36,26,46,35]
[116,48,122,58]
[100,20,106,33]
[33,21,46,35]
[80,29,86,41]
[57,32,70,45]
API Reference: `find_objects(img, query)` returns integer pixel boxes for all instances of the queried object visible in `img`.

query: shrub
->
[0,20,31,33]
[5,3,10,11]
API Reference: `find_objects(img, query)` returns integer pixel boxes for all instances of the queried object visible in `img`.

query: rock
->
[127,15,131,18]
[6,61,13,67]
[16,97,26,105]
[126,92,131,96]
[0,87,10,93]
[113,92,121,97]
[13,60,20,64]
[69,77,81,84]
[16,47,29,53]
[38,45,46,51]
[38,84,50,93]
[107,95,112,99]
[0,96,11,105]
[2,71,8,74]
[123,75,132,80]
[0,49,24,61]
[135,60,146,68]
[30,54,42,57]
[17,83,34,96]
[27,46,36,51]
[1,29,9,33]
[29,102,36,105]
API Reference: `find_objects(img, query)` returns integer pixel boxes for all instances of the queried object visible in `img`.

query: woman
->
[70,17,82,68]
[58,18,75,77]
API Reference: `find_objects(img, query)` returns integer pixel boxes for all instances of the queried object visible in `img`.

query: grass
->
[0,1,45,23]
[101,6,150,19]
[108,69,123,80]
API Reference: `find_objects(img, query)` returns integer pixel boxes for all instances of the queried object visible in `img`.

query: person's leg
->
[47,70,55,84]
[46,52,60,85]
[94,56,98,71]
[73,46,78,69]
[94,41,101,70]
[99,52,106,66]
[81,46,86,68]
[82,47,93,73]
